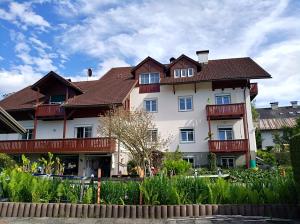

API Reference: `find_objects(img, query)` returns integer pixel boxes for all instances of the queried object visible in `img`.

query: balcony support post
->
[63,110,67,139]
[243,104,250,168]
[33,108,38,140]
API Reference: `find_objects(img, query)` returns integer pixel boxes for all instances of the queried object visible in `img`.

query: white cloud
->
[0,1,50,29]
[56,0,300,106]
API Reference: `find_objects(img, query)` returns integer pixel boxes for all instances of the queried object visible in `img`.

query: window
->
[148,129,158,142]
[181,69,187,77]
[215,94,231,105]
[183,157,195,167]
[180,128,195,143]
[21,129,33,140]
[174,68,194,78]
[187,68,194,77]
[218,127,233,140]
[174,69,181,78]
[140,73,160,84]
[179,96,193,111]
[144,99,157,112]
[75,126,92,138]
[221,157,235,168]
[50,95,66,104]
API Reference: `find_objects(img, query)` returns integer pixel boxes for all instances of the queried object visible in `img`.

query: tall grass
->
[0,168,297,205]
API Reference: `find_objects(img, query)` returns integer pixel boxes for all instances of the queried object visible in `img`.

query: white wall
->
[130,83,255,154]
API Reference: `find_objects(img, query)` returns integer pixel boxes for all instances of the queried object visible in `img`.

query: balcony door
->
[75,126,92,138]
[215,94,231,105]
[218,127,233,140]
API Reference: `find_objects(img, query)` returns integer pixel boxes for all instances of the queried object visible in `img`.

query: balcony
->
[208,139,248,153]
[35,104,65,119]
[139,84,160,93]
[206,103,245,120]
[0,137,116,154]
[250,83,258,101]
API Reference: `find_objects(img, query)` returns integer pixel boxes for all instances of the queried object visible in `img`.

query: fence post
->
[139,178,143,205]
[97,168,102,204]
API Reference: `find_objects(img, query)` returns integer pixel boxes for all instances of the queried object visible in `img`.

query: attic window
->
[174,68,194,78]
[289,111,294,115]
[279,112,284,115]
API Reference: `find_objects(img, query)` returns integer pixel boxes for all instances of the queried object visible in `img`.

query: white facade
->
[130,82,256,167]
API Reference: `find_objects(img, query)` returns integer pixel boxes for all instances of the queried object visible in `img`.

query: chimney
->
[291,101,298,108]
[270,102,279,110]
[169,57,176,63]
[196,50,209,64]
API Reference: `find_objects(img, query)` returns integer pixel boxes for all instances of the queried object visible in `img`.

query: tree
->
[99,107,169,177]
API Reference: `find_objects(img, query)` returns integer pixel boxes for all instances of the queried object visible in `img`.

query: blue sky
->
[0,0,299,107]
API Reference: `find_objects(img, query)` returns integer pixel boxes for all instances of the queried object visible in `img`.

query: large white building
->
[0,51,271,176]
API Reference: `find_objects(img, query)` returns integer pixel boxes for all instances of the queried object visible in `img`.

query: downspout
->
[243,83,251,168]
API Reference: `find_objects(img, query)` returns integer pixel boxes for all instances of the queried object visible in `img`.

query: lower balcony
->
[208,139,248,153]
[0,137,116,154]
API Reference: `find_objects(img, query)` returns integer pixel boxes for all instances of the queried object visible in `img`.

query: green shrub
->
[162,159,191,176]
[127,160,138,176]
[290,133,300,202]
[274,152,291,166]
[257,150,276,165]
[208,153,217,171]
[0,153,15,171]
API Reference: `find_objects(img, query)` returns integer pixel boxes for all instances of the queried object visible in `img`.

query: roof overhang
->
[0,107,26,134]
[31,71,83,95]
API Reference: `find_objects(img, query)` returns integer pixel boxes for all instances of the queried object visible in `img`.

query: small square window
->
[218,127,233,140]
[215,95,231,105]
[179,96,193,111]
[221,157,235,168]
[22,129,33,140]
[144,99,157,112]
[180,129,195,143]
[148,129,158,142]
[76,126,92,138]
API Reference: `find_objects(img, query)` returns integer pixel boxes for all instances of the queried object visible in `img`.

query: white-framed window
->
[178,96,193,111]
[174,69,181,78]
[215,94,231,105]
[180,128,195,143]
[21,128,33,140]
[174,68,194,78]
[144,99,157,112]
[221,157,235,168]
[75,126,92,138]
[187,68,194,77]
[148,129,158,142]
[181,69,187,77]
[218,127,233,140]
[139,73,160,84]
[183,156,195,167]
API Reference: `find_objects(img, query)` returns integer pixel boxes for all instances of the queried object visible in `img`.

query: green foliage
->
[39,152,55,174]
[255,129,263,149]
[127,160,138,176]
[162,147,191,176]
[257,150,276,165]
[290,133,300,202]
[274,152,291,166]
[208,153,217,171]
[0,153,15,171]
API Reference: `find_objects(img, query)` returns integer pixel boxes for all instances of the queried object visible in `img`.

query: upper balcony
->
[250,83,258,101]
[0,137,116,154]
[35,104,65,119]
[139,84,160,93]
[208,139,248,153]
[206,103,245,120]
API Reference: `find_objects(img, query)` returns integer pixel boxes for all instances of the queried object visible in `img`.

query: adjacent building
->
[257,101,300,149]
[0,50,271,176]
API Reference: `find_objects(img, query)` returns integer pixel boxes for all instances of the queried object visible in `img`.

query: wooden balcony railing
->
[206,103,245,120]
[250,83,258,101]
[139,84,160,93]
[0,137,116,154]
[36,104,65,117]
[208,139,248,153]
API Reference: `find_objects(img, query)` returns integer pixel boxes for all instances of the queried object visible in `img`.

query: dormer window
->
[174,68,194,78]
[50,95,66,104]
[140,73,160,84]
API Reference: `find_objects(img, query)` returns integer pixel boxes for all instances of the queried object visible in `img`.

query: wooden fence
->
[0,203,299,219]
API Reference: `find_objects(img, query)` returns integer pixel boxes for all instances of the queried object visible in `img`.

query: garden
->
[0,152,298,205]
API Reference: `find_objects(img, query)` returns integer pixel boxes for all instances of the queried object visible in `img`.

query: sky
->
[0,0,299,108]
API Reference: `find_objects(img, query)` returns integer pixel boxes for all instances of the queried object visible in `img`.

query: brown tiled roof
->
[0,56,270,111]
[161,57,271,84]
[65,67,137,107]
